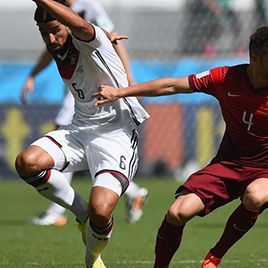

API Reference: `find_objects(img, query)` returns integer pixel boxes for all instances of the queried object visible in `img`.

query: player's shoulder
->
[223,64,248,82]
[227,64,248,72]
[211,64,247,81]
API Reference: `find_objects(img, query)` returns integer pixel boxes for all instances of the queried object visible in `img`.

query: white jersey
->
[54,25,149,130]
[71,0,115,32]
[55,0,115,126]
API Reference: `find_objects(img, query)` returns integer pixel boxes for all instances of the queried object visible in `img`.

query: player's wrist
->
[28,74,35,80]
[117,88,126,98]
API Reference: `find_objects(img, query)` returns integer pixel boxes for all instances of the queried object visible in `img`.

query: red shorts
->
[176,158,268,216]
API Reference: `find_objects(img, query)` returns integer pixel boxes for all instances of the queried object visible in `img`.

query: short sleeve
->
[189,66,228,96]
[72,24,109,51]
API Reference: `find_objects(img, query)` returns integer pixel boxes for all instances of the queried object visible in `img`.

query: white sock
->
[46,172,74,215]
[124,181,140,200]
[34,169,88,223]
[85,219,113,266]
[63,171,73,184]
[47,203,66,215]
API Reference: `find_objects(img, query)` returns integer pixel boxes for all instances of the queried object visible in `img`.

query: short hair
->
[249,27,268,56]
[34,0,67,24]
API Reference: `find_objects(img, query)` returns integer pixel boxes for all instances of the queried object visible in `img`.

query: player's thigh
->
[87,129,139,193]
[243,178,268,209]
[32,127,88,172]
[176,160,242,216]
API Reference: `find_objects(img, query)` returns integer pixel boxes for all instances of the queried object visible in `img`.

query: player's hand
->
[109,34,128,45]
[106,31,128,45]
[93,85,119,106]
[20,76,35,105]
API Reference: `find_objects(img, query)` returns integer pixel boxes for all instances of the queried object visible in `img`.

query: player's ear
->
[250,52,258,64]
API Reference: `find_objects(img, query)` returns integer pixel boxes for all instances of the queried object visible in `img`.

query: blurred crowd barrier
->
[0,57,243,179]
[1,0,267,59]
[0,0,266,179]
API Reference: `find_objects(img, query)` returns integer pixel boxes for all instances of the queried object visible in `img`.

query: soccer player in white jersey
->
[15,0,149,267]
[20,0,148,226]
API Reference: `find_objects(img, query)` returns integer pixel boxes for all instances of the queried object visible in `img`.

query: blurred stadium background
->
[0,0,267,180]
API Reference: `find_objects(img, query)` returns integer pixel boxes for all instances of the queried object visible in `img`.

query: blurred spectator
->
[180,0,228,56]
[255,0,268,25]
[262,0,268,22]
[227,0,257,55]
[180,0,257,56]
[202,0,230,56]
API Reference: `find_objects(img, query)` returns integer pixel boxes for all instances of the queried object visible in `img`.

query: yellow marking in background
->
[1,107,31,171]
[39,121,55,135]
[196,107,214,165]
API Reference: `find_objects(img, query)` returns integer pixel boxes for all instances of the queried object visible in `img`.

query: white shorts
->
[54,89,75,126]
[31,125,139,196]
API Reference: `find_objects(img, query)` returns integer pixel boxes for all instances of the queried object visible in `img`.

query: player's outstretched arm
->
[21,76,35,105]
[102,30,135,85]
[93,77,193,106]
[20,49,53,104]
[102,28,134,86]
[110,31,135,86]
[33,0,95,41]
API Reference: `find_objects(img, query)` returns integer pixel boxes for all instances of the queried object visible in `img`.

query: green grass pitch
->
[0,177,268,267]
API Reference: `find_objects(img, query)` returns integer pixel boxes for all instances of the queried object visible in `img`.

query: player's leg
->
[85,176,121,267]
[31,171,74,226]
[203,177,268,267]
[31,89,76,226]
[201,202,259,268]
[154,190,204,268]
[15,132,89,224]
[84,128,139,267]
[124,181,149,223]
[154,160,243,268]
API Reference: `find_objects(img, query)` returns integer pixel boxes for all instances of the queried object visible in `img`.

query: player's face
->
[38,21,69,53]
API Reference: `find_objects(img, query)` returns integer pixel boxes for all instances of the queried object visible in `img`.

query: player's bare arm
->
[101,29,134,85]
[20,50,53,104]
[112,36,135,86]
[33,0,95,41]
[93,77,193,106]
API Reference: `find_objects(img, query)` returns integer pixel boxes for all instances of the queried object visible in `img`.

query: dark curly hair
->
[34,0,67,23]
[249,27,268,56]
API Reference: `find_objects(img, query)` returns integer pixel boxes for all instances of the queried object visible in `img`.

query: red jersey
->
[189,64,268,167]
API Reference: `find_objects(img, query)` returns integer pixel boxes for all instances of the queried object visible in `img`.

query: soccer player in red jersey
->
[93,26,268,267]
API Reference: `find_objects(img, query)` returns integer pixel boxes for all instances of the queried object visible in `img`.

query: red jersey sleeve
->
[188,66,228,97]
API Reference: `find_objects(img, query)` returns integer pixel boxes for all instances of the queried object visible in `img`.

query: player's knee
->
[167,201,193,225]
[89,202,112,225]
[243,184,266,210]
[166,207,181,225]
[167,192,204,225]
[15,151,42,177]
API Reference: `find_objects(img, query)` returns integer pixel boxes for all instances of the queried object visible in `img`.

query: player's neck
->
[247,65,268,90]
